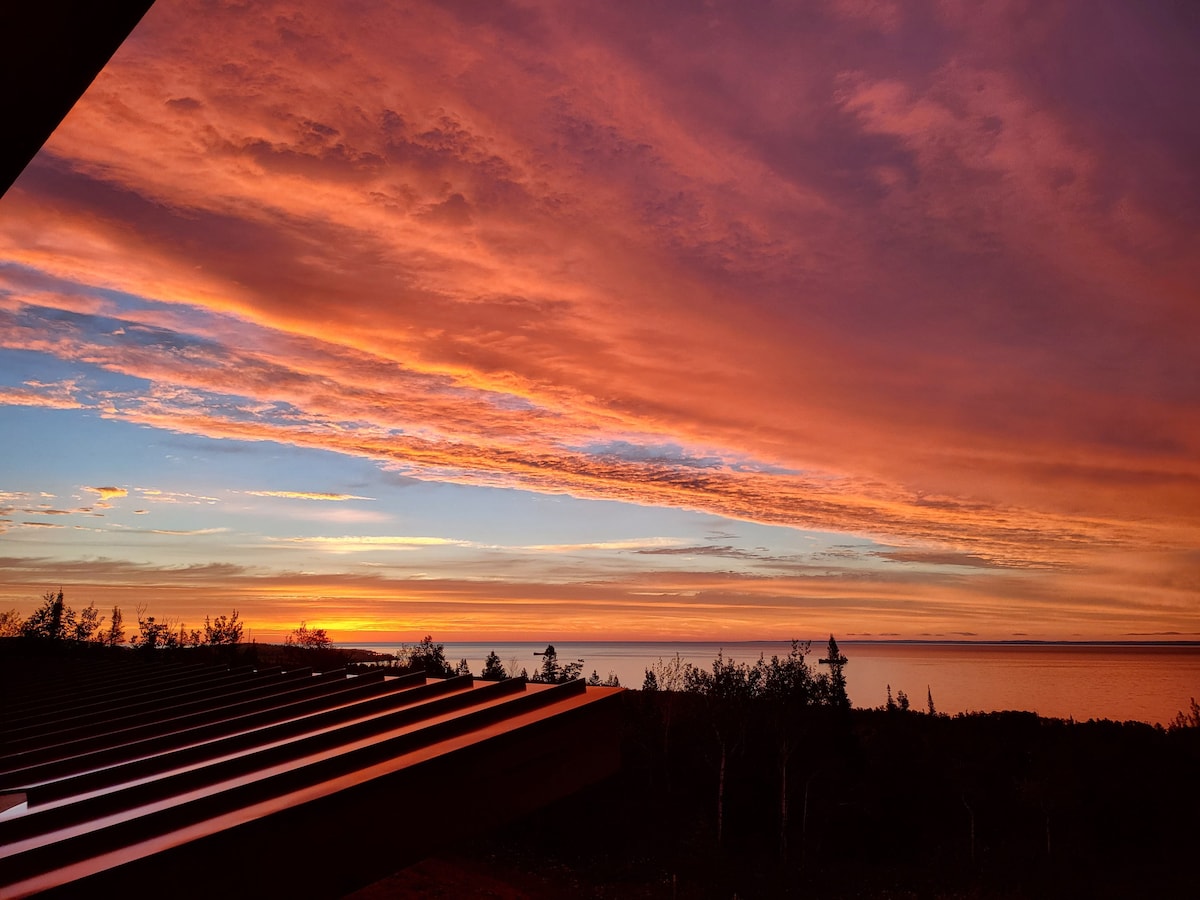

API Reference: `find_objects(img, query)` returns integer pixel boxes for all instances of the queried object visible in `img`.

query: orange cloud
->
[0,549,1195,644]
[1,1,1197,639]
[84,486,127,501]
[0,382,82,409]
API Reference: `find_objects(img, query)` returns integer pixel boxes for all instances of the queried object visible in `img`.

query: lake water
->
[337,640,1200,726]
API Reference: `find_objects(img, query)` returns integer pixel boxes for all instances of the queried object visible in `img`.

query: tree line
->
[0,590,314,655]
[371,635,623,685]
[1,590,124,645]
[2,594,619,683]
[8,596,1194,736]
[2,594,618,683]
[0,589,246,650]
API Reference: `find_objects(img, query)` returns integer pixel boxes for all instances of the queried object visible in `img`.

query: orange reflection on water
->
[843,642,1200,725]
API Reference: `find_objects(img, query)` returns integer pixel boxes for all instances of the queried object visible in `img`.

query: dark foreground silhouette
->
[379,689,1199,899]
[4,636,1197,898]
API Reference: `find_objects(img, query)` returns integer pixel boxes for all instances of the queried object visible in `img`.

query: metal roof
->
[0,652,623,898]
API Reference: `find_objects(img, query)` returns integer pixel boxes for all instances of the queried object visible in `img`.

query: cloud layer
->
[0,0,1197,638]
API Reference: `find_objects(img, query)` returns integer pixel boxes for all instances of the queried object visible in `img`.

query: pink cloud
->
[0,1,1197,636]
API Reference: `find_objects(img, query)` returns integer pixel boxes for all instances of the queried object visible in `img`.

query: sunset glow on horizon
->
[1,1,1197,643]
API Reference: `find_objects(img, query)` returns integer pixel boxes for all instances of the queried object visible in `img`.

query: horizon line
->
[329,637,1200,648]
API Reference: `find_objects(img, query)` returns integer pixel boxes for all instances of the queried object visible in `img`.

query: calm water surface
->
[339,640,1200,725]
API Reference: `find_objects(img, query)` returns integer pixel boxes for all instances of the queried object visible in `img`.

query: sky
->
[1,0,1197,643]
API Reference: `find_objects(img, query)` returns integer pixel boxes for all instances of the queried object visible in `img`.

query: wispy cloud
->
[145,527,229,536]
[242,490,374,501]
[518,538,684,553]
[635,544,774,561]
[0,382,82,409]
[136,489,219,504]
[0,545,1194,642]
[270,535,471,553]
[873,549,1013,570]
